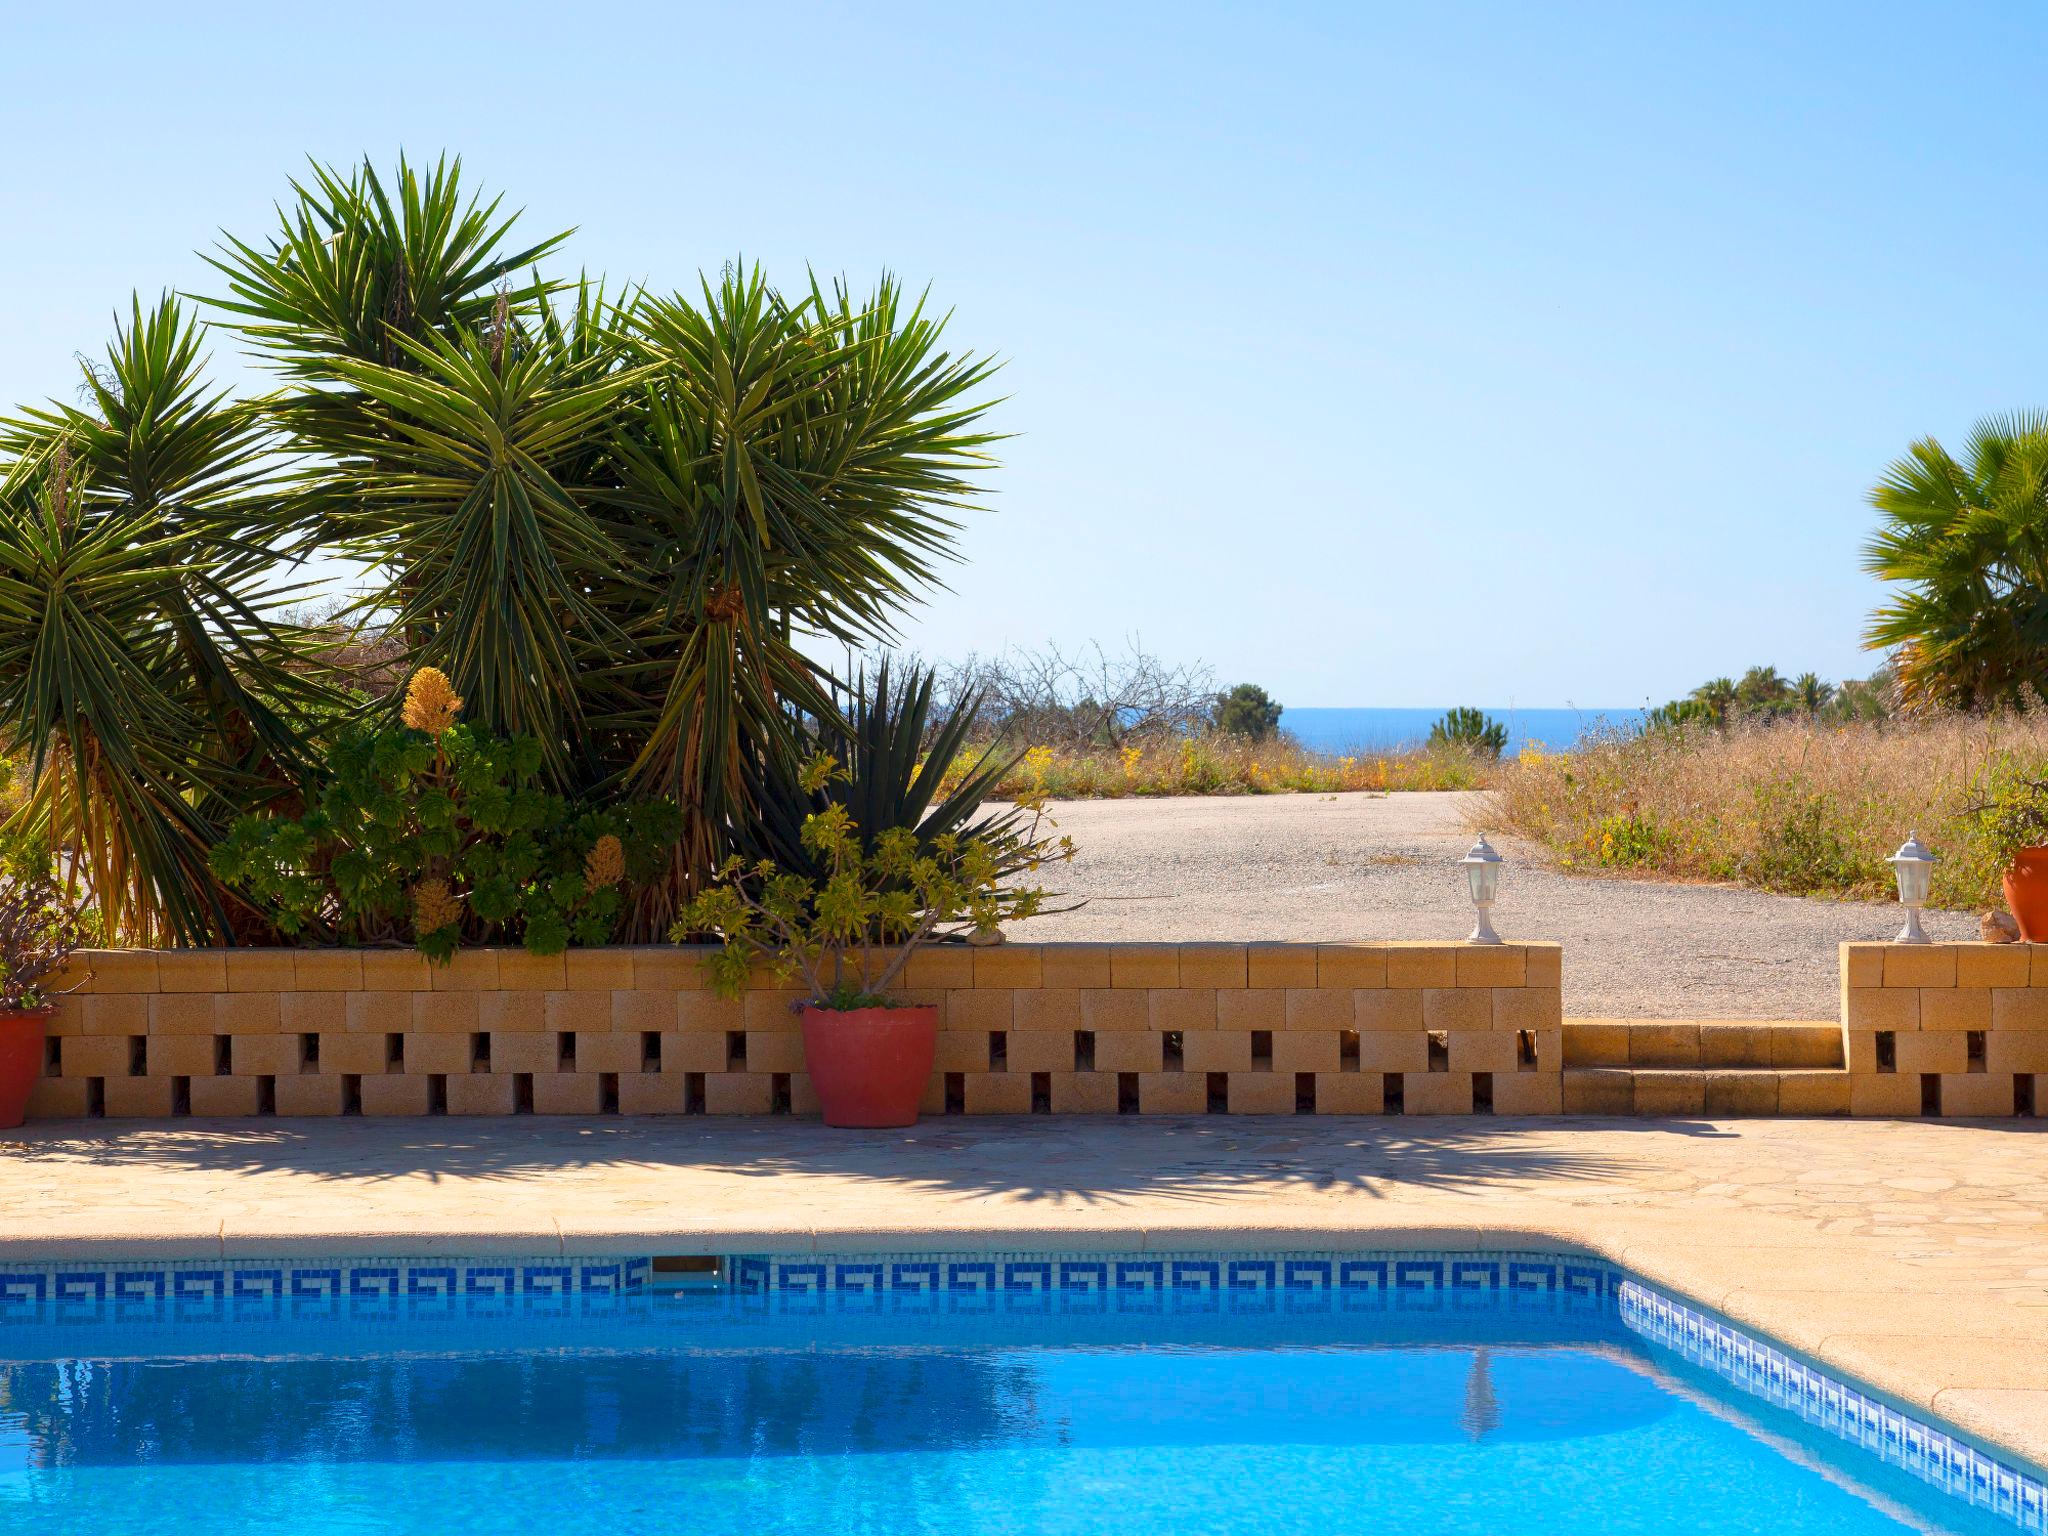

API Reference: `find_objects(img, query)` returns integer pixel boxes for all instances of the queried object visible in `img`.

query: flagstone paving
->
[0,1114,2042,1468]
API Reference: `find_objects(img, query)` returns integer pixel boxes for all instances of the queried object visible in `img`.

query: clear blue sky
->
[6,2,2043,708]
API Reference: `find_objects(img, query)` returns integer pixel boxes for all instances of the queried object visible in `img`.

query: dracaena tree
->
[0,154,1001,942]
[0,298,328,943]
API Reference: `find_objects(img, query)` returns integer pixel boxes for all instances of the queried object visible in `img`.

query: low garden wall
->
[1840,942,2048,1117]
[28,942,1563,1120]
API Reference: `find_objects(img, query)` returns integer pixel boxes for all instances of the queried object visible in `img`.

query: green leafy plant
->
[1429,706,1508,759]
[1731,780,1865,895]
[1214,683,1283,742]
[1966,773,2048,868]
[209,669,680,959]
[0,875,90,1012]
[678,753,1070,1009]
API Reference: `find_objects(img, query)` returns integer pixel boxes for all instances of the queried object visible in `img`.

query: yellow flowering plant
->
[678,752,1071,1009]
[211,669,680,960]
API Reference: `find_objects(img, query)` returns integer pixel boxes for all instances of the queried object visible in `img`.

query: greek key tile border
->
[728,1250,1622,1312]
[0,1256,650,1322]
[1620,1281,2046,1532]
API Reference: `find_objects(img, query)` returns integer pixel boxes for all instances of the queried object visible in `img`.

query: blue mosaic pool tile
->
[1620,1280,2046,1532]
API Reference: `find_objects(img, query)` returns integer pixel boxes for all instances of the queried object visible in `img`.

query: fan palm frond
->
[1863,415,2048,709]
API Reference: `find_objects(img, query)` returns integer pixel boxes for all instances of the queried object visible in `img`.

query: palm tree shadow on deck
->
[3,1115,1737,1208]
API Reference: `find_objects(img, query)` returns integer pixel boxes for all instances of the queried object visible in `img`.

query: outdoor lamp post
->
[1461,834,1504,945]
[1887,832,1935,945]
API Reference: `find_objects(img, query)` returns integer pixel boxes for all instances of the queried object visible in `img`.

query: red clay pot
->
[2004,847,2048,941]
[0,1008,52,1130]
[799,1004,938,1128]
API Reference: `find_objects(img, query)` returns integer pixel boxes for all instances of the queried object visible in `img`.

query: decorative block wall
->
[1840,943,2048,1117]
[25,942,1563,1121]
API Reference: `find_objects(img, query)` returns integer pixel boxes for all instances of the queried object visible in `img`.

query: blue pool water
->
[0,1251,2037,1536]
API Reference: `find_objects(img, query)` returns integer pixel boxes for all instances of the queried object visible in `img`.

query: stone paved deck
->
[1,1115,2043,1471]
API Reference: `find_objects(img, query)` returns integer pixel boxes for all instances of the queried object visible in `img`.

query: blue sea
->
[1280,706,1647,756]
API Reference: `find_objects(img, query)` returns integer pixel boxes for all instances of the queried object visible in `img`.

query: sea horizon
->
[1278,705,1646,756]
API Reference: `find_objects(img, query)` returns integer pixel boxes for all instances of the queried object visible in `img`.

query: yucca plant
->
[0,298,327,943]
[0,155,1002,945]
[205,155,567,373]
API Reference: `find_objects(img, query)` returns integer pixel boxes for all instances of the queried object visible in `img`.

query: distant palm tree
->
[1691,676,1737,726]
[1737,664,1789,705]
[1864,412,2048,709]
[1794,671,1832,716]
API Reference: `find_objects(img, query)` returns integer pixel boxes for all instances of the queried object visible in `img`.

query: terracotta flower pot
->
[799,1004,938,1128]
[0,1008,52,1131]
[2003,847,2048,941]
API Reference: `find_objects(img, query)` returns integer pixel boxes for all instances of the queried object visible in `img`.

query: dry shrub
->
[942,737,1494,799]
[1485,712,2048,908]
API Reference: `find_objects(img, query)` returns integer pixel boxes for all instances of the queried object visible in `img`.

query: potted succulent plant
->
[0,875,90,1129]
[1974,776,2048,940]
[679,751,1068,1127]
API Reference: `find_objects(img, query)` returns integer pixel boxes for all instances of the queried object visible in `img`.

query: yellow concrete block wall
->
[25,941,1565,1122]
[1840,942,2047,1119]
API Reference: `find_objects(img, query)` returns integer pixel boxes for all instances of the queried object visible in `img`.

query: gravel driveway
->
[1004,791,1976,1019]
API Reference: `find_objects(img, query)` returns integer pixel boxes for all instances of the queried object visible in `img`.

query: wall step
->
[1564,1019,1843,1070]
[1563,1066,1850,1117]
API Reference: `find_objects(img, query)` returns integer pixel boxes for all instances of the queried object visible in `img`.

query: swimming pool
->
[0,1249,2038,1535]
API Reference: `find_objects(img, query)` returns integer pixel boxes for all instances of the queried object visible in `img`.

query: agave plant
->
[734,661,1043,888]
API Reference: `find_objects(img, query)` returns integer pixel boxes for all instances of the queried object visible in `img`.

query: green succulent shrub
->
[1429,706,1508,759]
[679,752,1070,1009]
[210,669,679,960]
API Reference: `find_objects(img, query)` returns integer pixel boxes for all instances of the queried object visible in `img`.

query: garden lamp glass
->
[1461,834,1504,945]
[1887,832,1935,945]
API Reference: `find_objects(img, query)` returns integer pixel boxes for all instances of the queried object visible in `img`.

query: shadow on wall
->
[0,1116,1739,1206]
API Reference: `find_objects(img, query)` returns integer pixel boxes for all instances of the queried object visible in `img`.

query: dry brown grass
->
[1485,712,2048,909]
[942,736,1496,800]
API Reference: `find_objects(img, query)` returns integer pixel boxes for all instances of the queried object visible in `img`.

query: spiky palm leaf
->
[1864,412,2048,709]
[581,267,1001,924]
[736,661,1033,884]
[0,298,325,942]
[205,155,568,373]
[277,319,650,774]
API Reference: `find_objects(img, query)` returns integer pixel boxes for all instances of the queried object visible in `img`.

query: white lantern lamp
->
[1461,834,1504,945]
[1887,832,1935,945]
